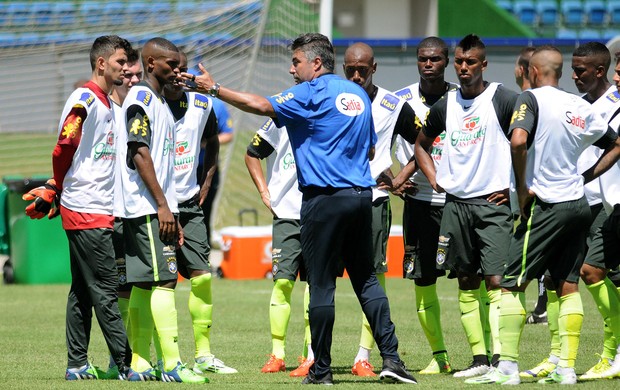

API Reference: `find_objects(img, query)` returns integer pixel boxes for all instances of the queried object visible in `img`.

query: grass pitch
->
[0,277,613,389]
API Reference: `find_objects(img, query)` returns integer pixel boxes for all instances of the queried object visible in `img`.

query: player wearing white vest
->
[342,42,418,378]
[21,35,134,381]
[163,52,237,376]
[120,38,207,384]
[521,42,620,381]
[467,45,620,386]
[415,35,518,379]
[394,36,458,376]
[577,46,620,381]
[246,118,313,377]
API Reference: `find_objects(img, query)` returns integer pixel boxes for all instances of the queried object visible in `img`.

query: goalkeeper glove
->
[22,179,60,219]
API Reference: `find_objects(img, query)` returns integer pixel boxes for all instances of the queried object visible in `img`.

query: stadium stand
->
[514,1,537,26]
[585,1,607,26]
[537,0,559,26]
[561,0,585,27]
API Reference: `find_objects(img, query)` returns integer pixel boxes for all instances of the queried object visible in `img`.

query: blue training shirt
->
[267,73,376,189]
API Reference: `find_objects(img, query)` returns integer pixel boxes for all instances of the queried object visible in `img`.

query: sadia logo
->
[565,111,586,129]
[336,93,365,116]
[462,116,480,132]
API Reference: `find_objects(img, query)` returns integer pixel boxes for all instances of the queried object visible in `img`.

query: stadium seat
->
[102,2,125,26]
[496,0,513,14]
[7,2,31,26]
[79,1,104,26]
[126,2,150,25]
[0,4,9,27]
[537,0,559,26]
[41,31,66,45]
[585,1,607,26]
[610,2,620,26]
[556,27,579,39]
[0,32,17,48]
[513,1,537,25]
[578,29,601,40]
[562,0,585,26]
[17,32,41,46]
[602,29,620,40]
[31,2,54,26]
[151,2,171,25]
[53,2,77,26]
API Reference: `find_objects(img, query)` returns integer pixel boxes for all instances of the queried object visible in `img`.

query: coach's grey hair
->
[290,33,335,72]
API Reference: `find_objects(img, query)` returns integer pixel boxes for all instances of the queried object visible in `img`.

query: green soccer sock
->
[270,279,294,359]
[478,282,492,357]
[459,288,487,357]
[129,286,154,372]
[415,283,446,354]
[487,288,502,357]
[498,291,526,362]
[118,297,131,335]
[547,289,561,358]
[151,286,181,371]
[189,273,213,358]
[359,273,386,352]
[303,283,311,359]
[558,292,583,368]
[587,278,620,359]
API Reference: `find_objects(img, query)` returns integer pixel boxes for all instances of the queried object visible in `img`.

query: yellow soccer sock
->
[151,286,181,371]
[359,274,386,352]
[558,292,583,368]
[479,282,492,357]
[459,289,487,357]
[587,278,620,359]
[270,279,294,359]
[547,289,561,358]
[303,283,311,359]
[189,273,213,358]
[498,291,526,362]
[153,326,162,364]
[129,286,154,372]
[487,288,502,357]
[415,283,446,353]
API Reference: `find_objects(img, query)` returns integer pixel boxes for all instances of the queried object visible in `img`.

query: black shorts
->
[502,197,591,288]
[271,218,306,281]
[176,199,211,279]
[402,198,446,280]
[584,204,620,273]
[112,218,131,292]
[123,214,179,283]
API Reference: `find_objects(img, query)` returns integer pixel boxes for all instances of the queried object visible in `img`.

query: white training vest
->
[394,82,449,205]
[438,82,511,198]
[600,108,620,214]
[120,85,178,217]
[370,87,406,201]
[578,86,620,206]
[258,119,302,220]
[112,101,126,218]
[59,88,116,215]
[174,92,213,203]
[525,86,610,203]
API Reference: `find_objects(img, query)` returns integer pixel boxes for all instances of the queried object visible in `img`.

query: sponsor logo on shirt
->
[565,111,586,129]
[431,132,445,161]
[380,94,399,112]
[511,103,528,124]
[260,119,274,131]
[336,93,365,116]
[395,88,413,101]
[194,94,209,109]
[137,90,152,106]
[174,141,195,170]
[450,115,486,147]
[93,130,116,161]
[274,92,294,104]
[606,91,620,103]
[282,152,296,170]
[80,92,95,107]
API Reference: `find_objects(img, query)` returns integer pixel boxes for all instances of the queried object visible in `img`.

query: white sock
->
[354,347,371,363]
[548,354,560,364]
[67,364,88,373]
[497,360,518,374]
[307,344,314,361]
[556,366,575,375]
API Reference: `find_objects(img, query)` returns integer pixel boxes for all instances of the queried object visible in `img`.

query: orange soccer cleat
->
[352,359,376,377]
[261,354,285,373]
[290,357,314,377]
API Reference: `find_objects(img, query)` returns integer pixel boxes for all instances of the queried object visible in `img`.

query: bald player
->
[119,37,207,383]
[342,42,418,377]
[466,45,620,385]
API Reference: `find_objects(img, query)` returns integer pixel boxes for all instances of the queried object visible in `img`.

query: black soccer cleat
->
[301,370,334,385]
[379,359,418,384]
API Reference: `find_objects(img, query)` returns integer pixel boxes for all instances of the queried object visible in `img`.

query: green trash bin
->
[3,175,70,284]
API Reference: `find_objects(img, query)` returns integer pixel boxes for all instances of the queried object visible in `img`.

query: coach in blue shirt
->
[183,33,416,385]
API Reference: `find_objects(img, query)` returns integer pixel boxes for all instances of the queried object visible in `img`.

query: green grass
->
[0,277,613,389]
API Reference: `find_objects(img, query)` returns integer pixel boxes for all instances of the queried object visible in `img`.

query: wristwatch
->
[208,83,221,97]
